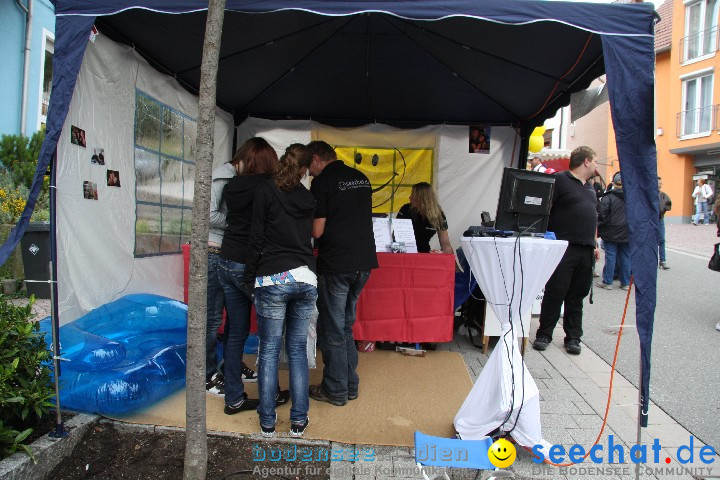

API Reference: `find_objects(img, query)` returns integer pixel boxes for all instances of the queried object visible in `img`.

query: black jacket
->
[244,179,316,283]
[221,174,272,263]
[597,188,628,243]
[659,191,672,218]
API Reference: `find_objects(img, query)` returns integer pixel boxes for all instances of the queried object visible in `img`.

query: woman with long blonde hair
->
[397,182,453,254]
[243,143,316,438]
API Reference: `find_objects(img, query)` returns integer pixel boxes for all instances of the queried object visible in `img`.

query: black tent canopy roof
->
[96,8,606,128]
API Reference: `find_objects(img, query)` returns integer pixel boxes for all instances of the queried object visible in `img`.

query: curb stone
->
[0,413,98,480]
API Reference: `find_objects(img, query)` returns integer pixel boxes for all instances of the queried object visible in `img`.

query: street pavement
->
[583,223,720,457]
[23,223,720,479]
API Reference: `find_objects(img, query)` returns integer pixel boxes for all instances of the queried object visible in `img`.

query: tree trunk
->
[183,1,226,479]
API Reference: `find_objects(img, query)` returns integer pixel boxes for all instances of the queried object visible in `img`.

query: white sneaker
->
[206,373,225,396]
[715,323,720,332]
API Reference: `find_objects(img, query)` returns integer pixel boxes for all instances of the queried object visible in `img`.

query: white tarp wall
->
[57,34,234,325]
[237,118,517,250]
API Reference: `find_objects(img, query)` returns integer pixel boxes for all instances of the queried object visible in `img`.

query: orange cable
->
[522,275,634,466]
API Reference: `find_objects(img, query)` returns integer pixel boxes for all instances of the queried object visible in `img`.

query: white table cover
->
[455,236,568,450]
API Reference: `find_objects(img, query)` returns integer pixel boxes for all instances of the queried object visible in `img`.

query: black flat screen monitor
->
[494,168,555,233]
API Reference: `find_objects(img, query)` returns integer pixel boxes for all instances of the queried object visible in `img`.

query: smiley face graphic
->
[488,438,517,469]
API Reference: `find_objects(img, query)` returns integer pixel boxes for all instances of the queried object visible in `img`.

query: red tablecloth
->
[183,246,455,342]
[352,252,455,342]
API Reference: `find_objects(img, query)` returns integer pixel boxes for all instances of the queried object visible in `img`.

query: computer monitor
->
[494,167,555,233]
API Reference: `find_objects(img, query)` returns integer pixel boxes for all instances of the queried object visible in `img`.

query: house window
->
[134,91,196,257]
[681,72,714,136]
[683,0,719,62]
[39,32,54,129]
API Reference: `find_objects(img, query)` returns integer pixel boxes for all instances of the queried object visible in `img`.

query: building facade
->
[546,0,717,223]
[0,0,56,137]
[656,0,719,223]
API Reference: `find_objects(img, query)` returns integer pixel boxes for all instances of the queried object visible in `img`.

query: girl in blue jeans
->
[244,144,317,438]
[219,137,280,414]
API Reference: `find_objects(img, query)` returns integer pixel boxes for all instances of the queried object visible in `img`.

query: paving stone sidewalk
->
[326,330,719,480]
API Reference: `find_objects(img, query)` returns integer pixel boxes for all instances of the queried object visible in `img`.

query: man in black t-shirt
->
[306,141,378,406]
[532,146,599,355]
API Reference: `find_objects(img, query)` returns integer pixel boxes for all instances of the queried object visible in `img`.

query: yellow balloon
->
[528,135,544,153]
[532,125,547,136]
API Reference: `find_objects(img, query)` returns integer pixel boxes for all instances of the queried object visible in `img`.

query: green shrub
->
[0,130,49,224]
[0,296,54,459]
[0,130,44,190]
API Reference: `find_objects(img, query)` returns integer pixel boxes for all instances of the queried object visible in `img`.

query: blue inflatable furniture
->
[39,294,188,415]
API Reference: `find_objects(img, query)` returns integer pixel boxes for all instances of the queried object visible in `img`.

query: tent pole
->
[47,259,66,438]
[635,352,642,480]
[517,127,530,169]
[47,149,66,438]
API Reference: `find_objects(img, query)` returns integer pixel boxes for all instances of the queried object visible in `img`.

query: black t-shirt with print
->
[396,203,448,253]
[311,161,378,274]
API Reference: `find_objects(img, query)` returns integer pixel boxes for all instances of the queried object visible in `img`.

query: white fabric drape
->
[455,237,567,451]
[57,35,234,325]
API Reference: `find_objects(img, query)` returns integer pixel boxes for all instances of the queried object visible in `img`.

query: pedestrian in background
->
[529,156,547,173]
[658,177,672,270]
[692,179,713,225]
[596,171,631,291]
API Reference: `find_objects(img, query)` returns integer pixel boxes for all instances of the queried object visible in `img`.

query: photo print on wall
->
[91,148,105,165]
[83,181,98,200]
[469,125,491,154]
[71,125,86,147]
[106,170,120,187]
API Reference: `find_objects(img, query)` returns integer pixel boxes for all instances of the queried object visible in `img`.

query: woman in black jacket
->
[244,144,316,438]
[596,172,631,290]
[218,137,278,415]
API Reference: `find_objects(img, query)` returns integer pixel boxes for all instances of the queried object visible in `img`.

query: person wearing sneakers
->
[206,143,258,397]
[596,171,631,291]
[244,144,316,438]
[307,140,378,406]
[658,177,672,270]
[532,146,599,355]
[219,137,278,414]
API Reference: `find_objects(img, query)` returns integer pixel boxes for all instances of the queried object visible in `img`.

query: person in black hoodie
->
[596,171,631,290]
[219,137,278,415]
[243,144,316,438]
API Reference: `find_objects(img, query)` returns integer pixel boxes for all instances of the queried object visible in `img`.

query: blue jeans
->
[206,252,225,381]
[694,202,710,224]
[255,283,317,427]
[218,258,251,405]
[317,271,371,402]
[602,241,631,287]
[658,219,666,263]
